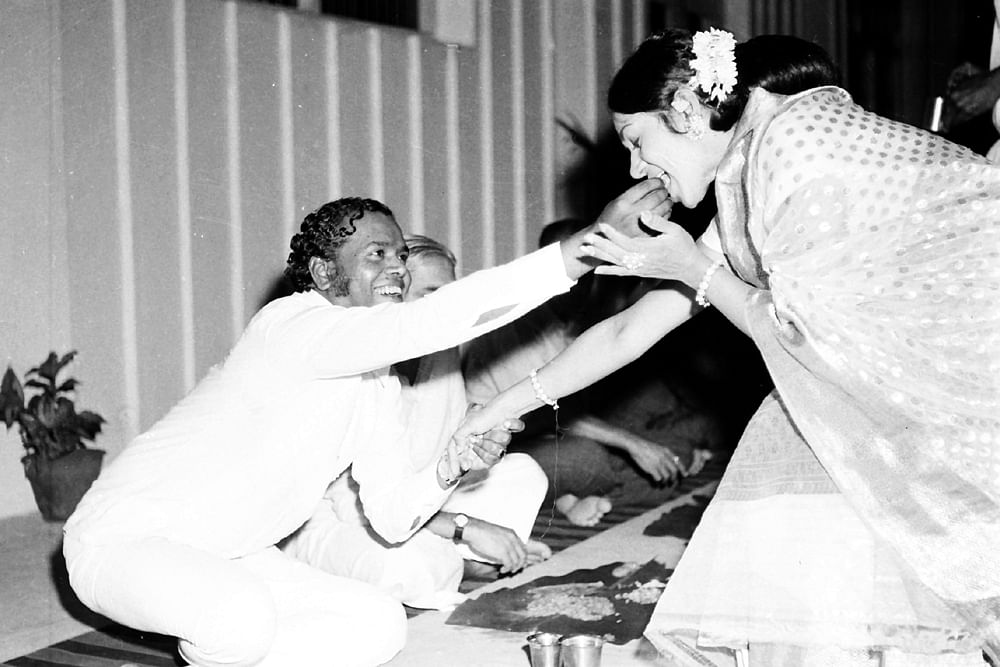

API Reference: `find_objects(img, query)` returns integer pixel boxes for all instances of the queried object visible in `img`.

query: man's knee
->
[502,452,549,498]
[179,585,277,667]
[354,593,407,663]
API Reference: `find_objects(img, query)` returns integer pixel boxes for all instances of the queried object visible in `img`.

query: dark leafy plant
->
[0,351,105,464]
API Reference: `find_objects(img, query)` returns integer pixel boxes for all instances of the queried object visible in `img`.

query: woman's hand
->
[580,215,708,286]
[436,436,471,488]
[448,403,522,475]
[469,411,525,470]
[462,518,529,574]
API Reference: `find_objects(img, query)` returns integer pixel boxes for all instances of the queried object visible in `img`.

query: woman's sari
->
[645,87,1000,666]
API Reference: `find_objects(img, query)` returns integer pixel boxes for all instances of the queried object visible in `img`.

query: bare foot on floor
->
[555,494,613,527]
[526,539,552,565]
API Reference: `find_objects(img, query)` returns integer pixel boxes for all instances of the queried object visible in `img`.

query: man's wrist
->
[451,513,470,542]
[557,224,598,281]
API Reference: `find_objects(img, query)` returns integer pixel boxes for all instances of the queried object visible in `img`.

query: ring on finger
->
[621,252,645,271]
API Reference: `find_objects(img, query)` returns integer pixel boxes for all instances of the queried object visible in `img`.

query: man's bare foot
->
[554,494,613,527]
[526,539,552,565]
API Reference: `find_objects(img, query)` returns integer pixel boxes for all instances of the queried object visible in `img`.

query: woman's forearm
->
[488,286,698,421]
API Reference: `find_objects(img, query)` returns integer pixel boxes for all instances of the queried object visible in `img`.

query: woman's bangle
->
[695,259,727,307]
[529,368,559,410]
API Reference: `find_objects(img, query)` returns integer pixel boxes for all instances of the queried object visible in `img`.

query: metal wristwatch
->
[452,513,469,542]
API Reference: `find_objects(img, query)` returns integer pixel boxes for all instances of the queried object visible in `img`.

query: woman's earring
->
[687,113,705,140]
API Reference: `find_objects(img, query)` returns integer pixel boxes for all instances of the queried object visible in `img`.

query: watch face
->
[454,513,469,527]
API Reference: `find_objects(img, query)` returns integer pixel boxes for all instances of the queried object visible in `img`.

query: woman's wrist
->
[695,259,728,307]
[479,380,539,432]
[681,251,714,288]
[510,377,545,416]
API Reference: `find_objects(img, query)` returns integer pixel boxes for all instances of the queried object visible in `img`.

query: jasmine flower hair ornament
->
[688,28,738,104]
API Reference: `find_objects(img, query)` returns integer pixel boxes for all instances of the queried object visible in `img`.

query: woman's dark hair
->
[284,197,394,292]
[608,30,840,132]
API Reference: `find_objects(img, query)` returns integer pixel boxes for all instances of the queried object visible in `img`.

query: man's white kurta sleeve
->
[352,458,455,544]
[264,243,576,377]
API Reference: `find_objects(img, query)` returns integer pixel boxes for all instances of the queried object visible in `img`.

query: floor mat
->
[3,458,726,667]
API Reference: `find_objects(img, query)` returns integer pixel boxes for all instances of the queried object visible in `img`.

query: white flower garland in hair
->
[688,28,738,103]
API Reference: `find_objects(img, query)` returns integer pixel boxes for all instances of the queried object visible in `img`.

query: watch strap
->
[452,514,468,542]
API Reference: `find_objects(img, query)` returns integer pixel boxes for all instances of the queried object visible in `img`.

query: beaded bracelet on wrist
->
[529,368,559,410]
[695,259,727,308]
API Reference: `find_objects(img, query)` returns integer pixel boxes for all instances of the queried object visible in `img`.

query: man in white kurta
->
[61,199,587,667]
[282,237,550,609]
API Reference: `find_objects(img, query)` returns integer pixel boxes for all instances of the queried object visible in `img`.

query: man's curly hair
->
[284,197,395,292]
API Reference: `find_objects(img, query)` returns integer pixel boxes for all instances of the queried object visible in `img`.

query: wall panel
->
[522,0,554,243]
[236,5,286,316]
[474,0,496,270]
[126,0,185,428]
[379,29,419,224]
[443,46,462,259]
[0,0,68,516]
[289,13,330,221]
[186,0,234,378]
[60,0,130,448]
[172,0,196,392]
[489,2,517,263]
[336,24,375,199]
[405,35,426,236]
[553,0,598,220]
[456,42,484,273]
[594,0,616,131]
[418,42,451,249]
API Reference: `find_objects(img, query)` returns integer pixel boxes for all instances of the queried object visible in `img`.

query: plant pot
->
[23,448,105,522]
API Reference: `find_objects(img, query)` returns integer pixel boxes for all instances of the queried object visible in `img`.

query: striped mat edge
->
[3,458,726,667]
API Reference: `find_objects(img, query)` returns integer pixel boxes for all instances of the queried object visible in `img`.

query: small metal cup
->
[559,634,604,667]
[526,632,562,667]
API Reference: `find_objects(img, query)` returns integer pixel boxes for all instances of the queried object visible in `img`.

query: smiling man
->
[62,189,671,667]
[293,200,411,306]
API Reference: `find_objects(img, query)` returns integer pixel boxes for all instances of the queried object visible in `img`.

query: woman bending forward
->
[455,29,1000,666]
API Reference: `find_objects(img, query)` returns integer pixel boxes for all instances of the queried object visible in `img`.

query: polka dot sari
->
[646,88,1000,665]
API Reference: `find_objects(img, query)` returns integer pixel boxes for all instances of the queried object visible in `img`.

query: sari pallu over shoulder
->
[724,86,1000,651]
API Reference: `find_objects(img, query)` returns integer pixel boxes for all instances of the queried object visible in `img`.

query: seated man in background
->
[464,220,715,527]
[282,234,552,610]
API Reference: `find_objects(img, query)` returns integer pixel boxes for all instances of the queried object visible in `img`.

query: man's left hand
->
[594,179,673,238]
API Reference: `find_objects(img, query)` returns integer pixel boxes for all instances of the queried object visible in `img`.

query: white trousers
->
[64,536,406,666]
[283,453,547,609]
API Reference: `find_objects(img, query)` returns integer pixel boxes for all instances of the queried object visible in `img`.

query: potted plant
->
[1,351,106,521]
